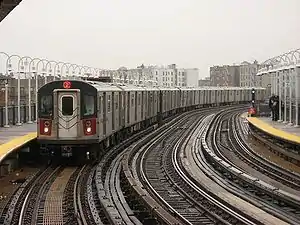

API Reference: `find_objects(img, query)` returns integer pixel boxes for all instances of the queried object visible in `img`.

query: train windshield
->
[40,95,52,117]
[61,96,74,116]
[83,95,95,116]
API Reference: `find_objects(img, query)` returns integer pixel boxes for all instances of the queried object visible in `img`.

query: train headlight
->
[86,127,92,133]
[44,127,49,133]
[83,119,95,135]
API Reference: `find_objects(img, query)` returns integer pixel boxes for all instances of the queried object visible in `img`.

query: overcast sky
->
[0,0,299,78]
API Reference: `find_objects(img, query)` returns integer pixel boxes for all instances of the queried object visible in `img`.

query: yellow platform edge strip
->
[246,117,300,145]
[0,132,37,163]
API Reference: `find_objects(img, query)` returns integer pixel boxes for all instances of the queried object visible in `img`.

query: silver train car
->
[37,80,265,159]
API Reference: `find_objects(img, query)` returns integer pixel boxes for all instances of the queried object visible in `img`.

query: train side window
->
[83,95,95,116]
[40,95,52,116]
[108,95,111,112]
[131,94,134,106]
[62,96,73,116]
[116,94,119,109]
[138,93,141,105]
[99,96,102,113]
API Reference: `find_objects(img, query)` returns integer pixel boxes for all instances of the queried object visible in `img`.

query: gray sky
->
[0,0,299,78]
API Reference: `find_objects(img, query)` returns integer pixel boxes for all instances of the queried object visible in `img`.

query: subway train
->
[37,79,265,159]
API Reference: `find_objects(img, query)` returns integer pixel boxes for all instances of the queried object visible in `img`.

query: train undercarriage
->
[39,144,100,162]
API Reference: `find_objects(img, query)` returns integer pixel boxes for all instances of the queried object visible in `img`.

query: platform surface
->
[246,116,300,145]
[0,124,37,162]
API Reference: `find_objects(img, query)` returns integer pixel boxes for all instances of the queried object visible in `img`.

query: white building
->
[184,68,199,87]
[152,64,176,87]
[109,64,199,87]
[239,60,271,96]
[240,60,259,87]
[177,68,186,87]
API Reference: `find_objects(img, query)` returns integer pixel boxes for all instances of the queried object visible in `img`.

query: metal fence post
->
[16,72,21,126]
[289,69,293,125]
[28,72,33,123]
[278,71,283,122]
[35,72,38,122]
[4,81,9,127]
[284,70,287,123]
[295,66,299,127]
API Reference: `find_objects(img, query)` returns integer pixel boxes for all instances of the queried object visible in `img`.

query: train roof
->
[86,81,123,91]
[39,79,266,93]
[82,79,266,91]
[115,83,147,91]
[155,86,179,91]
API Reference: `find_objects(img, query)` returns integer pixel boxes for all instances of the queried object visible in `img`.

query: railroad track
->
[247,121,300,166]
[6,105,295,225]
[3,165,57,225]
[0,169,42,224]
[124,107,264,224]
[74,164,95,225]
[93,125,160,224]
[40,167,77,224]
[14,164,97,225]
[233,113,300,190]
[202,108,300,224]
[217,110,300,190]
[141,114,221,224]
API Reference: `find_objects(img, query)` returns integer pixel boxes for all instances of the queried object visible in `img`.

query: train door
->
[56,91,79,138]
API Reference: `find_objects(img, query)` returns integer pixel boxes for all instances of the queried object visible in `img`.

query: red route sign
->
[63,81,71,89]
[248,107,256,115]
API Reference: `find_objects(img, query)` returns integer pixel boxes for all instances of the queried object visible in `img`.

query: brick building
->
[210,65,240,87]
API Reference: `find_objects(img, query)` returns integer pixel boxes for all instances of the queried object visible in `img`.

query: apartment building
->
[210,65,240,86]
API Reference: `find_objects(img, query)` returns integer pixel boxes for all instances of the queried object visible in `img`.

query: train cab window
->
[40,95,52,116]
[83,95,95,116]
[62,96,74,116]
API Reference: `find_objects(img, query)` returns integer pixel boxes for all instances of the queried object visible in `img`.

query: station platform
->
[0,124,37,163]
[246,116,300,146]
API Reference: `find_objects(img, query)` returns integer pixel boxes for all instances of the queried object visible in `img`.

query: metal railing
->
[0,104,36,127]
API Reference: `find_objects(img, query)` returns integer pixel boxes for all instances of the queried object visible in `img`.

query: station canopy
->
[0,0,22,22]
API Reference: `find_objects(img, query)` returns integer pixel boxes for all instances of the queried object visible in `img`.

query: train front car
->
[37,80,98,160]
